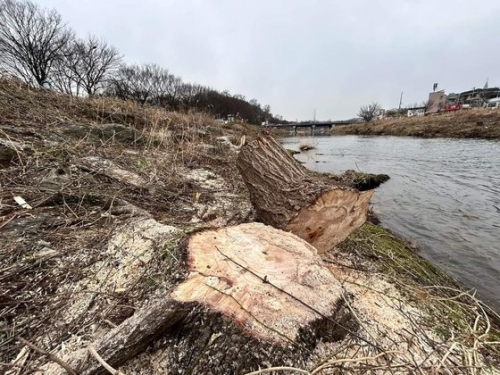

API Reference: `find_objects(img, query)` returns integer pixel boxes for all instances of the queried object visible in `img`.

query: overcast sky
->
[37,0,500,120]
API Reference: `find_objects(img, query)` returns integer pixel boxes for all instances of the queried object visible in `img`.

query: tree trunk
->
[172,223,353,345]
[236,135,373,253]
[38,135,372,374]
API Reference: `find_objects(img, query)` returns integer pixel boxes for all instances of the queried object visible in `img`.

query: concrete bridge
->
[270,120,357,135]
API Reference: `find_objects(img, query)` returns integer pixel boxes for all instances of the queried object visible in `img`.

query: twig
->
[0,213,17,229]
[310,351,403,374]
[88,345,125,375]
[245,366,311,375]
[16,337,78,375]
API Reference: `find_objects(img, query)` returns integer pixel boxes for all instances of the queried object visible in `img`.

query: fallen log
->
[40,223,356,374]
[236,135,373,253]
[39,299,193,375]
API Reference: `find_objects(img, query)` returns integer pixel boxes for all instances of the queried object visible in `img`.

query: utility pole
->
[313,108,316,122]
[398,92,404,112]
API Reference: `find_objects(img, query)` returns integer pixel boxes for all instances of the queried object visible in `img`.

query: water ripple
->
[285,135,500,307]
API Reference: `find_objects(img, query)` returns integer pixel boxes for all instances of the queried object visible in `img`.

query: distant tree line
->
[358,99,438,122]
[0,0,280,124]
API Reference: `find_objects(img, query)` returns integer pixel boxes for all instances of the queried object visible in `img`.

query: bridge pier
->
[310,125,315,136]
[293,126,297,136]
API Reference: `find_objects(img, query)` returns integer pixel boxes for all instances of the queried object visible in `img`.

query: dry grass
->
[0,77,257,371]
[331,109,500,139]
[1,77,499,374]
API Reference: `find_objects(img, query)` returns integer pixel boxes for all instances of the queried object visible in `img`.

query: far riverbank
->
[330,108,500,139]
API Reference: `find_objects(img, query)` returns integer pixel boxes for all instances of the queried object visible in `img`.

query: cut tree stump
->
[172,223,351,345]
[37,136,371,374]
[237,135,374,253]
[40,223,356,374]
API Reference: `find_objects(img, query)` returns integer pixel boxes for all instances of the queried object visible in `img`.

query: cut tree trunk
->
[40,223,356,375]
[37,135,371,374]
[236,134,374,253]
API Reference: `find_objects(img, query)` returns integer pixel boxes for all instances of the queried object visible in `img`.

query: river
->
[281,135,500,307]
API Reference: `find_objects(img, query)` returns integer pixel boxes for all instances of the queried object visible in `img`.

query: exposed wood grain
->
[172,223,346,345]
[237,135,373,253]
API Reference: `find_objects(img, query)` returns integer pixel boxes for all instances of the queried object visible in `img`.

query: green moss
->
[339,222,456,287]
[339,223,500,357]
[136,158,150,170]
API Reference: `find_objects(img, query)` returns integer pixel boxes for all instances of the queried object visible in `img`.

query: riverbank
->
[330,109,500,139]
[1,78,500,373]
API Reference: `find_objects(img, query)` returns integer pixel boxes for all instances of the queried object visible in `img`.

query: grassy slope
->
[1,78,499,372]
[331,109,500,139]
[0,78,258,364]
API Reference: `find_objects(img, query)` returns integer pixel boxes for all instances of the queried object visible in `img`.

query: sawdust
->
[32,219,181,356]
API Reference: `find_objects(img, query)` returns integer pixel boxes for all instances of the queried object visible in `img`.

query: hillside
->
[1,78,500,374]
[331,109,500,139]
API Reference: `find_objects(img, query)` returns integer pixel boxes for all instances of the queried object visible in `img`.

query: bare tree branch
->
[0,0,73,86]
[358,102,381,122]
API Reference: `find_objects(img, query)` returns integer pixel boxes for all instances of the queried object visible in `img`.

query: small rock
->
[0,138,31,168]
[78,156,147,188]
[92,123,139,143]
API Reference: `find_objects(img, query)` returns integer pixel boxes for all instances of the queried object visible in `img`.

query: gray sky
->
[38,0,500,120]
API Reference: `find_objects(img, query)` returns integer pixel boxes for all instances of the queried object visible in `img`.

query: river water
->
[281,135,500,307]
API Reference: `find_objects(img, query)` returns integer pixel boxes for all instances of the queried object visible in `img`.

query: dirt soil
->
[1,78,500,374]
[331,109,500,139]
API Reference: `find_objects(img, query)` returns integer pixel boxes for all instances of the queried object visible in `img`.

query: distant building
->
[407,107,426,117]
[446,93,459,105]
[456,87,500,107]
[426,91,447,114]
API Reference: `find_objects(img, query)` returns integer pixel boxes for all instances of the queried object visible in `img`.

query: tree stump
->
[40,223,356,375]
[236,135,373,253]
[173,223,351,345]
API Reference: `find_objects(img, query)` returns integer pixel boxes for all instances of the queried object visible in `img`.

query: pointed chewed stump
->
[41,223,356,375]
[237,135,374,254]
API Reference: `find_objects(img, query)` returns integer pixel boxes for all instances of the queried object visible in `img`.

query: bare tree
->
[69,36,121,96]
[107,64,173,105]
[51,43,80,95]
[0,0,73,86]
[358,102,381,122]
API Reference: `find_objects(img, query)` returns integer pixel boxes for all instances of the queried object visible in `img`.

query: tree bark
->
[39,299,193,375]
[236,135,373,253]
